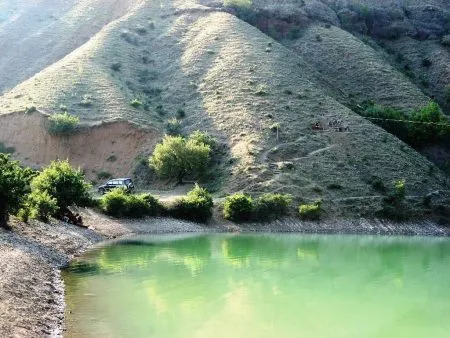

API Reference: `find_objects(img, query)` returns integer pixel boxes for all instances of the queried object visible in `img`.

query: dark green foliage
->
[253,193,292,221]
[176,108,186,119]
[135,26,147,35]
[377,180,408,220]
[100,189,162,218]
[106,155,117,162]
[169,184,214,223]
[421,58,432,67]
[31,160,91,210]
[408,102,450,147]
[359,101,450,148]
[149,133,211,183]
[156,105,165,115]
[20,190,58,222]
[97,170,112,180]
[370,177,386,193]
[111,62,122,71]
[189,130,216,148]
[25,106,37,114]
[223,193,253,222]
[47,112,79,135]
[299,199,322,220]
[0,154,35,228]
[165,118,182,136]
[326,183,343,190]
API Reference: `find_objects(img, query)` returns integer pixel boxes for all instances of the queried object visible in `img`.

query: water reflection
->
[64,234,450,338]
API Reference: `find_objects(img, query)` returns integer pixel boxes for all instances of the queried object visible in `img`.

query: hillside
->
[0,0,449,219]
[0,0,142,93]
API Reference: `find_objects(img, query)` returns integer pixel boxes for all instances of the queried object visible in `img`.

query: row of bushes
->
[99,188,323,223]
[223,193,292,222]
[99,184,214,223]
[358,101,450,148]
[222,193,323,222]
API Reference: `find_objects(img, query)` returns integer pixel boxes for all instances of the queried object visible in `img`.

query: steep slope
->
[0,0,143,93]
[0,0,448,218]
[211,0,450,112]
[284,23,430,111]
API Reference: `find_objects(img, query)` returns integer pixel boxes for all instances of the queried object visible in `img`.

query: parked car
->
[98,178,135,194]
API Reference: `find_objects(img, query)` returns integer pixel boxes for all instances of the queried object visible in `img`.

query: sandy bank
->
[0,210,449,337]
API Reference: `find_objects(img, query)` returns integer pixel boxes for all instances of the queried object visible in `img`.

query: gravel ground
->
[0,210,449,337]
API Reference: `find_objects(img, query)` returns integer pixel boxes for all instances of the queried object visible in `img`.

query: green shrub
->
[299,199,322,220]
[131,99,142,108]
[31,160,91,210]
[97,170,112,180]
[165,118,182,136]
[100,188,161,218]
[156,105,165,115]
[253,193,292,221]
[176,108,186,119]
[0,154,35,228]
[378,180,408,220]
[361,101,450,148]
[22,190,59,222]
[223,193,253,222]
[47,112,79,135]
[370,178,386,192]
[408,102,450,147]
[80,95,93,107]
[106,155,117,162]
[111,62,122,71]
[421,58,432,67]
[362,104,409,141]
[189,130,216,148]
[150,135,211,183]
[170,184,214,223]
[25,106,36,114]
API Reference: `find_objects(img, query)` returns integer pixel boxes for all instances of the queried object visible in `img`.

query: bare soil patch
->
[0,111,161,180]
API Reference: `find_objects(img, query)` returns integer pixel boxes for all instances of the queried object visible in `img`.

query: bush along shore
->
[1,154,450,337]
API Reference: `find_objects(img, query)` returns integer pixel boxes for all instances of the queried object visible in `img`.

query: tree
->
[149,135,211,183]
[30,160,91,210]
[0,154,35,228]
[408,102,450,147]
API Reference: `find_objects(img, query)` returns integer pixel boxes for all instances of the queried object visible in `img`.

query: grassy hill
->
[0,0,448,219]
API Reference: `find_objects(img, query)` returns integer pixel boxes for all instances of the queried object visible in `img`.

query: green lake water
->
[63,234,450,338]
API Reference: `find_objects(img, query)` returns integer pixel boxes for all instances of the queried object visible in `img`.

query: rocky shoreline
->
[0,209,449,337]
